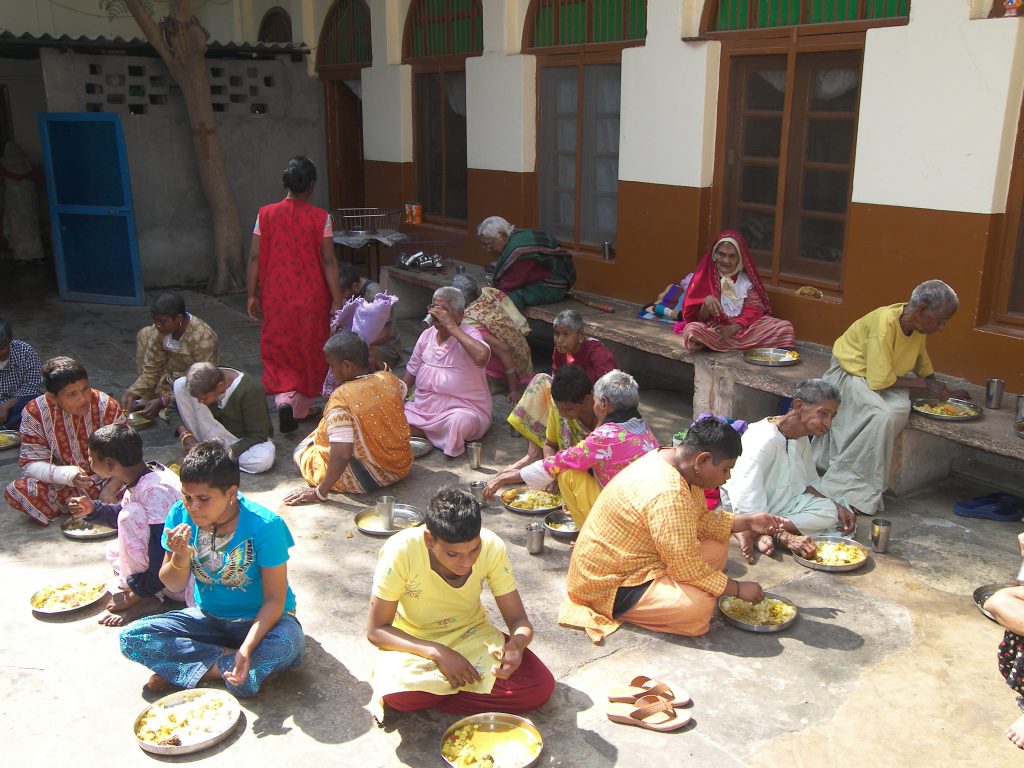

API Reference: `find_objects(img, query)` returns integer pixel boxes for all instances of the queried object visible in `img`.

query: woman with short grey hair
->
[476,215,575,309]
[723,377,852,564]
[491,368,659,526]
[504,309,617,472]
[401,284,493,457]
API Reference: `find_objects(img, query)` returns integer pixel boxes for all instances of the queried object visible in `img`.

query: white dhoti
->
[172,378,276,474]
[814,359,910,515]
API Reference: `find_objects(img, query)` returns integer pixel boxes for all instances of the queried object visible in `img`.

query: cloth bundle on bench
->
[636,273,693,323]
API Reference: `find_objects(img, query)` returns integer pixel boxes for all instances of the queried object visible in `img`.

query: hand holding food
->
[68,495,95,517]
[222,649,250,686]
[836,503,856,534]
[492,639,523,680]
[71,470,95,490]
[165,523,193,557]
[746,512,788,537]
[736,581,764,604]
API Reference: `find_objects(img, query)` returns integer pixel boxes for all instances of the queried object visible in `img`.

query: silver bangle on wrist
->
[313,486,328,501]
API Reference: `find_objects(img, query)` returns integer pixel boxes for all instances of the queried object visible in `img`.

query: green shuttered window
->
[711,0,907,32]
[317,0,372,68]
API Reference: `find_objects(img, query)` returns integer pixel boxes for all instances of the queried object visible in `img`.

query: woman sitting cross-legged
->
[403,287,492,458]
[119,441,304,697]
[366,486,555,721]
[486,370,659,528]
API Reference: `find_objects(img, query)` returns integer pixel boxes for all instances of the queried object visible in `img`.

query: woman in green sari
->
[477,216,576,310]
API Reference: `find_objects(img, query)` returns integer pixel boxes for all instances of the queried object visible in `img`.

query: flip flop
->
[953,497,1023,522]
[954,493,1020,515]
[606,695,693,733]
[607,675,691,707]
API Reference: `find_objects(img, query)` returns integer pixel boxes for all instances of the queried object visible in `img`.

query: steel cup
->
[467,442,483,470]
[1016,394,1024,422]
[377,496,396,532]
[871,518,892,554]
[526,523,545,555]
[469,481,486,505]
[987,378,1006,409]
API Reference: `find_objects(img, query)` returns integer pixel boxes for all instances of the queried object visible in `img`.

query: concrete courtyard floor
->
[1,279,1022,766]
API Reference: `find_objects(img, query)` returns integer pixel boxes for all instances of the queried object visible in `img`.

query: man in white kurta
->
[722,380,854,563]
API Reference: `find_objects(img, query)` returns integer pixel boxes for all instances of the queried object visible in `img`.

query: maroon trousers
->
[383,647,555,716]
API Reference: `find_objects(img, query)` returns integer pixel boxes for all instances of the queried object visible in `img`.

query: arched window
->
[704,4,909,289]
[317,0,372,70]
[403,0,484,225]
[527,0,646,49]
[257,7,292,44]
[524,0,645,251]
[703,0,907,34]
[317,0,373,210]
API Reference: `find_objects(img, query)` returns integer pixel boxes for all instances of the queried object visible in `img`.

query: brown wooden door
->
[325,79,365,209]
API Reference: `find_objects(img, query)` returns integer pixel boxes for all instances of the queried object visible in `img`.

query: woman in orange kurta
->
[246,157,343,434]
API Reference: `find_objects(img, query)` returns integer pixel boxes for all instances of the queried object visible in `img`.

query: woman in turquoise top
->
[120,441,303,697]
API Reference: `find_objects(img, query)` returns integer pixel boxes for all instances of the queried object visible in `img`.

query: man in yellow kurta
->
[285,332,412,503]
[815,279,962,515]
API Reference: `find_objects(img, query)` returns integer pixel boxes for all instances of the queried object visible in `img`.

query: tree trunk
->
[119,1,244,293]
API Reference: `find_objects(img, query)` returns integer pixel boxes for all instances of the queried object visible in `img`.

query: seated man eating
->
[721,378,855,564]
[168,362,276,474]
[285,332,412,504]
[366,486,555,721]
[559,417,786,643]
[485,369,659,527]
[122,292,220,419]
[5,357,123,525]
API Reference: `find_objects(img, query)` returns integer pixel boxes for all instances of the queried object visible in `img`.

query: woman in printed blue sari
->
[120,441,303,697]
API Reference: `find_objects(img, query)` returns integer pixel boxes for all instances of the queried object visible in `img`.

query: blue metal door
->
[38,113,144,305]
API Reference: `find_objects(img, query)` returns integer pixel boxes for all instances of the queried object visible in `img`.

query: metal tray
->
[30,582,108,614]
[974,583,1015,623]
[410,437,433,458]
[127,412,154,429]
[499,487,562,516]
[742,347,801,367]
[911,397,983,422]
[134,688,241,756]
[440,712,543,768]
[354,503,425,537]
[793,536,870,573]
[0,429,20,450]
[543,510,578,542]
[718,592,798,633]
[61,515,117,541]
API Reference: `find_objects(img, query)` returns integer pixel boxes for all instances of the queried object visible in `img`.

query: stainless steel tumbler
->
[467,442,483,470]
[871,519,892,553]
[526,523,545,555]
[987,378,1006,409]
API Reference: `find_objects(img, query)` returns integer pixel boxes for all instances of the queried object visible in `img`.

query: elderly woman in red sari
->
[246,156,343,435]
[673,231,795,353]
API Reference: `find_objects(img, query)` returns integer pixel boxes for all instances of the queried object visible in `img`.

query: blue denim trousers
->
[120,607,304,697]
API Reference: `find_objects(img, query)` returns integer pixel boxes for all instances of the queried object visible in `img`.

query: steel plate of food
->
[440,713,543,768]
[718,593,798,633]
[134,688,241,755]
[793,536,870,573]
[499,487,562,515]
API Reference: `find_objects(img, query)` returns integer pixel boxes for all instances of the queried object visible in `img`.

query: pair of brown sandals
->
[606,675,693,732]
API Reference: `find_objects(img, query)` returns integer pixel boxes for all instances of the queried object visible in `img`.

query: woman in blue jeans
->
[120,441,303,697]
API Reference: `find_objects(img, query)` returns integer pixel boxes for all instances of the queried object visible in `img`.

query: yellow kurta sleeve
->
[483,536,517,597]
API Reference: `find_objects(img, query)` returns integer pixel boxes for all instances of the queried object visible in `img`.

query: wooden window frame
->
[402,0,483,61]
[699,1,909,40]
[711,30,865,293]
[992,92,1024,328]
[524,1,645,254]
[316,0,372,74]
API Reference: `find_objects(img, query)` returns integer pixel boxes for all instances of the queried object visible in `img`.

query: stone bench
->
[381,261,1024,495]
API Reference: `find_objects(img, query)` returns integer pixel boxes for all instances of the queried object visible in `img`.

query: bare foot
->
[757,534,775,557]
[107,589,141,612]
[733,531,756,564]
[146,673,172,692]
[98,596,161,627]
[1008,713,1024,749]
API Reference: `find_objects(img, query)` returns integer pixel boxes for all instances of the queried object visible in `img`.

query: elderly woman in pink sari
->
[403,287,492,457]
[485,370,658,527]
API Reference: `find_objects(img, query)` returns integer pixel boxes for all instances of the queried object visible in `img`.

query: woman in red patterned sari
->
[673,231,795,353]
[5,357,123,526]
[247,157,343,433]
